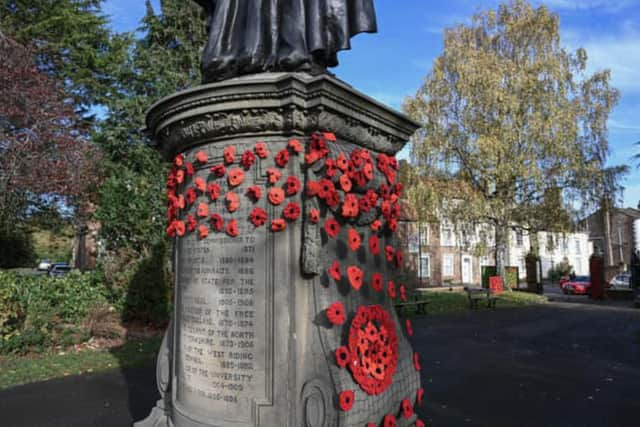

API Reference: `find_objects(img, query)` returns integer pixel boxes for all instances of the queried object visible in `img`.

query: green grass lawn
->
[0,337,162,390]
[408,290,548,316]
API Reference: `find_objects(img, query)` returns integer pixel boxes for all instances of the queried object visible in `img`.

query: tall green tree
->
[403,0,620,280]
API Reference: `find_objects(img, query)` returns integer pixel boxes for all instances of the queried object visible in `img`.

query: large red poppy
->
[267,167,281,184]
[241,150,255,169]
[246,185,261,201]
[324,218,340,238]
[385,246,395,262]
[285,176,301,196]
[336,153,348,172]
[207,182,221,201]
[401,399,414,419]
[271,218,286,232]
[371,273,383,292]
[210,164,226,177]
[339,174,352,192]
[249,207,267,227]
[196,202,209,218]
[173,154,184,168]
[195,150,208,164]
[166,221,177,238]
[227,168,244,187]
[341,194,359,218]
[326,301,346,325]
[338,390,355,412]
[210,213,224,232]
[198,224,209,239]
[347,266,363,290]
[368,235,380,255]
[226,219,239,237]
[223,145,236,164]
[185,162,194,177]
[383,415,396,427]
[309,208,320,224]
[347,228,361,251]
[194,177,206,193]
[176,195,185,210]
[226,192,240,212]
[268,187,285,206]
[317,179,335,199]
[185,187,197,205]
[187,214,197,232]
[288,138,303,153]
[329,260,341,281]
[324,158,338,177]
[306,180,320,197]
[371,219,382,231]
[335,346,350,368]
[275,149,290,167]
[283,202,301,221]
[176,169,184,184]
[254,141,269,158]
[175,220,186,237]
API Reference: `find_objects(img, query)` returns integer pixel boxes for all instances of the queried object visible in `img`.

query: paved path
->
[1,302,639,426]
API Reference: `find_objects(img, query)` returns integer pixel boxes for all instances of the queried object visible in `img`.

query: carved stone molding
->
[146,73,420,160]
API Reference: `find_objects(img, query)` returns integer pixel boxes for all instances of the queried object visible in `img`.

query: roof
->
[618,208,640,219]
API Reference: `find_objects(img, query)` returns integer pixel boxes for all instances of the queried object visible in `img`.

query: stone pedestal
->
[137,73,422,427]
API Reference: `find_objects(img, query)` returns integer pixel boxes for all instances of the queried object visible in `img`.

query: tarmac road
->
[1,301,639,427]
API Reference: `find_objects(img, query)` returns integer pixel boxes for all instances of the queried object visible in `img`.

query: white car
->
[37,259,52,271]
[608,273,631,290]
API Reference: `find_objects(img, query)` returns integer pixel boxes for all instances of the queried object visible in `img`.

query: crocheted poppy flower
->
[359,195,373,212]
[195,150,208,164]
[198,224,209,239]
[175,220,186,237]
[318,179,335,199]
[324,158,338,177]
[338,390,355,412]
[241,150,255,169]
[366,424,376,427]
[176,169,185,184]
[335,346,350,368]
[325,190,341,208]
[266,167,281,184]
[396,250,404,268]
[275,149,290,167]
[196,202,209,218]
[368,235,380,255]
[347,266,363,290]
[226,219,239,237]
[324,218,340,238]
[363,162,374,181]
[339,174,352,192]
[305,150,322,165]
[388,218,398,233]
[207,182,221,201]
[326,301,346,325]
[329,260,341,281]
[246,185,261,201]
[185,162,195,176]
[415,420,425,427]
[176,195,185,209]
[323,131,336,142]
[399,285,407,302]
[413,352,421,371]
[288,138,302,153]
[385,246,394,262]
[416,387,424,405]
[185,187,197,205]
[351,170,366,188]
[371,219,382,231]
[383,415,396,427]
[401,399,414,419]
[210,213,224,232]
[187,214,197,232]
[194,177,206,193]
[227,168,244,187]
[405,319,413,337]
[210,164,226,177]
[223,145,236,164]
[371,272,383,292]
[336,153,349,172]
[309,208,320,224]
[348,228,361,251]
[254,141,269,158]
[284,176,301,196]
[226,192,240,212]
[249,207,267,227]
[306,180,320,197]
[271,218,286,232]
[173,154,184,168]
[268,187,285,205]
[283,202,301,221]
[341,194,359,218]
[387,281,396,299]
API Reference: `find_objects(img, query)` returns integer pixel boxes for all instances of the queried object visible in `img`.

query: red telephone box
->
[489,276,504,294]
[589,254,605,300]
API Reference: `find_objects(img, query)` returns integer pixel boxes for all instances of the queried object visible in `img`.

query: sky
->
[103,0,640,208]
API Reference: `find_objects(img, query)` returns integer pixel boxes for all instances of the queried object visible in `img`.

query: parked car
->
[47,263,72,278]
[559,274,571,288]
[561,276,591,295]
[607,273,631,290]
[37,259,52,271]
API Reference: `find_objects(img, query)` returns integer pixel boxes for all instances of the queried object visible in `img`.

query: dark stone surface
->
[192,0,377,82]
[2,302,639,426]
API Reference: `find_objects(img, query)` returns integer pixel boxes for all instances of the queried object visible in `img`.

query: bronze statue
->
[192,0,377,82]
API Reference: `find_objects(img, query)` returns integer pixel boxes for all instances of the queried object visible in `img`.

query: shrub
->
[548,260,573,283]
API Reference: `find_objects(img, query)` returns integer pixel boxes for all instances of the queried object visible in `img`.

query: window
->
[546,234,555,252]
[575,257,582,273]
[574,239,581,254]
[441,225,455,246]
[419,254,430,278]
[562,237,568,253]
[443,254,454,277]
[515,230,523,247]
[420,224,429,246]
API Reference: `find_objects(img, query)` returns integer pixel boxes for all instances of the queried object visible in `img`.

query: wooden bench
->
[465,287,497,309]
[394,293,429,316]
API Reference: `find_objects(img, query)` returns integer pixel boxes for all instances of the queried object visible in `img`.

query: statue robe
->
[193,0,377,82]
